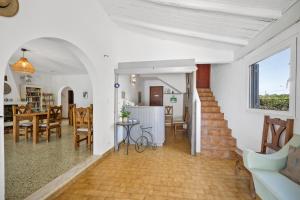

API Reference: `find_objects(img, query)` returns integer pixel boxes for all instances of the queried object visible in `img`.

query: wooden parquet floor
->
[52,129,253,200]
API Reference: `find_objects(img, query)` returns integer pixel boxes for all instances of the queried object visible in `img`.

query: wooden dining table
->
[13,112,48,144]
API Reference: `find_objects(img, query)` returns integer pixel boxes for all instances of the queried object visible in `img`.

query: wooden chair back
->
[46,106,62,125]
[73,106,92,132]
[261,115,294,153]
[12,104,32,120]
[68,104,76,125]
[165,106,173,126]
[165,106,173,115]
[184,109,189,123]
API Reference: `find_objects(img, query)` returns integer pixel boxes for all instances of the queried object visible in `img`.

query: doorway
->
[61,87,73,119]
[2,37,95,199]
[150,86,163,106]
[196,64,211,88]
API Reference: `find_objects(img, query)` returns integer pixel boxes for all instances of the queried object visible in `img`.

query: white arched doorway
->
[58,86,74,118]
[1,37,95,199]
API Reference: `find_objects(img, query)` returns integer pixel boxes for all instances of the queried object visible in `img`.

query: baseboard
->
[24,147,114,200]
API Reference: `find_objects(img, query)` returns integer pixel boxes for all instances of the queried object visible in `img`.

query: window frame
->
[246,37,297,117]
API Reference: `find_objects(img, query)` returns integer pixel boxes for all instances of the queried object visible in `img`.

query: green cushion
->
[252,169,300,200]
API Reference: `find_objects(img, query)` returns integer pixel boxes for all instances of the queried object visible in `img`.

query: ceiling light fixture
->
[11,48,36,74]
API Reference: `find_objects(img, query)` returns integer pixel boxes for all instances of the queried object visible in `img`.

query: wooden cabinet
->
[20,85,42,111]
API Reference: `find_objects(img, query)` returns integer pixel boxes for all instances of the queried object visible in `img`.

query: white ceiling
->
[99,0,299,50]
[8,38,87,75]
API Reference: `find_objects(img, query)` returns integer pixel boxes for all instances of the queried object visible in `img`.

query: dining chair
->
[173,107,189,138]
[73,105,93,149]
[68,104,76,126]
[12,104,33,141]
[39,105,62,142]
[165,106,173,127]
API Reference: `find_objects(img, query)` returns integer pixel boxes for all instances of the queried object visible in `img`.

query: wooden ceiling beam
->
[112,16,248,46]
[141,0,282,20]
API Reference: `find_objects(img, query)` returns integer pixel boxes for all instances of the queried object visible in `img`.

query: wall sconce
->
[130,74,137,86]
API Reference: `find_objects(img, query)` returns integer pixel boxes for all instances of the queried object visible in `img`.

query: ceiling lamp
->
[11,48,36,74]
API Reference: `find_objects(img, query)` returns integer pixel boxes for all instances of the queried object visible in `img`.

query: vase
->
[122,117,128,123]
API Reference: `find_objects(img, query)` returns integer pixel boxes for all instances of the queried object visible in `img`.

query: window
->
[249,48,291,111]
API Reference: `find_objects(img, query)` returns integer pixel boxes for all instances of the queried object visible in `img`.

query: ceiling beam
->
[112,16,248,46]
[141,0,282,20]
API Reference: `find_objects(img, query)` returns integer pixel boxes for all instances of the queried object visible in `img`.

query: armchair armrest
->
[243,149,287,171]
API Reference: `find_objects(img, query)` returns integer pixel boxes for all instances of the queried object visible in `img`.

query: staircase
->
[198,88,237,159]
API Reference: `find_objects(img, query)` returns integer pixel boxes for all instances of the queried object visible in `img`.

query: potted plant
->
[120,106,130,123]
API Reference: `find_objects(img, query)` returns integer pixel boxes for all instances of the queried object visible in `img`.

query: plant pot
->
[122,117,128,123]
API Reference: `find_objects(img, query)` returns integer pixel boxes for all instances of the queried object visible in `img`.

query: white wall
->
[143,80,184,118]
[53,74,93,108]
[211,22,300,152]
[118,75,141,107]
[113,27,234,64]
[0,1,116,198]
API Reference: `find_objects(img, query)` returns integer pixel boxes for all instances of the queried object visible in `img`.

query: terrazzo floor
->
[52,129,253,200]
[5,120,92,200]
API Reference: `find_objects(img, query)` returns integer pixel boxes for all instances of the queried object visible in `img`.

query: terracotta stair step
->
[200,149,237,159]
[201,119,228,128]
[205,128,232,137]
[201,101,218,107]
[200,96,215,101]
[202,113,224,120]
[197,88,211,93]
[199,92,213,97]
[202,106,220,113]
[201,127,232,136]
[201,135,236,148]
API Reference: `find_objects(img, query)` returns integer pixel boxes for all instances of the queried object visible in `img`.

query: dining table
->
[13,111,48,144]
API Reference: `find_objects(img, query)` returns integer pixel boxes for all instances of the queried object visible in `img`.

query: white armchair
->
[243,135,300,200]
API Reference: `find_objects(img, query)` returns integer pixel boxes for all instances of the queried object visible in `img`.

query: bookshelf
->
[20,85,42,111]
[42,93,55,109]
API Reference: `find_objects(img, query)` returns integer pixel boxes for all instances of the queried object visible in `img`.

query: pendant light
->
[11,48,36,74]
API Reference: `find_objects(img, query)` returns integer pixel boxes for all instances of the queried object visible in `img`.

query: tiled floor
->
[5,120,92,200]
[53,129,253,200]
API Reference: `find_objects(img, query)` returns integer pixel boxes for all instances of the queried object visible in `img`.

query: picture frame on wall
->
[83,91,88,99]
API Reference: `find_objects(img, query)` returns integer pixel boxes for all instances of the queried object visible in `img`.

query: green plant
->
[120,106,131,118]
[259,94,289,111]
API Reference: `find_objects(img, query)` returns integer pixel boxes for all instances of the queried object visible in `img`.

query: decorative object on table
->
[11,48,36,74]
[120,105,130,122]
[0,0,19,17]
[114,82,120,88]
[170,95,177,103]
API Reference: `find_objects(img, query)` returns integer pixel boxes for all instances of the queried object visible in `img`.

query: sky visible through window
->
[258,48,290,95]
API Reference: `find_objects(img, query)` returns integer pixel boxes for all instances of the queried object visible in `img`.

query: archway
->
[2,37,95,199]
[58,86,74,119]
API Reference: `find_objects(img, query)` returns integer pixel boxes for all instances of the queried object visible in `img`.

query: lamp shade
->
[11,57,36,74]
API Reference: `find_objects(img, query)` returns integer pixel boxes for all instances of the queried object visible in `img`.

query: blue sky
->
[258,48,290,95]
